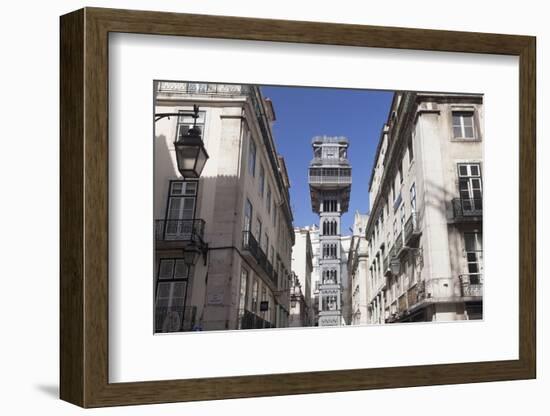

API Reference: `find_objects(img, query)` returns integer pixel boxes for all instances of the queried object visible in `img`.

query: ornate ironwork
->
[242,231,278,287]
[155,219,205,244]
[452,198,483,220]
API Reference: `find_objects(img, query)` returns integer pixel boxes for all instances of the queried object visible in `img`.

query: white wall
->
[0,0,546,415]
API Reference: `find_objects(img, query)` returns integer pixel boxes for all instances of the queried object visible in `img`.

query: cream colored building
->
[365,92,483,324]
[154,82,294,332]
[291,227,314,325]
[347,211,369,325]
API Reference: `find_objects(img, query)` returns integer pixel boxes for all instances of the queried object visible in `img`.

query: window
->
[400,203,405,230]
[410,183,417,212]
[266,185,271,214]
[165,181,197,238]
[398,163,403,184]
[258,164,265,197]
[261,286,267,318]
[264,233,269,255]
[256,218,262,245]
[408,137,414,163]
[248,134,256,176]
[464,232,483,284]
[323,199,337,212]
[237,268,249,328]
[251,279,259,313]
[458,163,483,213]
[244,199,253,232]
[452,111,476,139]
[155,258,192,333]
[177,110,206,141]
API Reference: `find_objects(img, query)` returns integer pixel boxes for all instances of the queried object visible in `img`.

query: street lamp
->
[390,258,401,276]
[174,105,209,178]
[155,105,209,178]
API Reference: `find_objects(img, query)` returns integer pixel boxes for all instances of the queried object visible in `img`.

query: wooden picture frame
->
[60,7,536,408]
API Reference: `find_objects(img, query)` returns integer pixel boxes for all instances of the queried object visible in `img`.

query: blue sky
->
[261,86,394,233]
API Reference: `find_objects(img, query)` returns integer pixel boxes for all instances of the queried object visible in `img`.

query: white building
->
[365,91,483,324]
[347,211,370,325]
[154,82,295,332]
[291,227,314,325]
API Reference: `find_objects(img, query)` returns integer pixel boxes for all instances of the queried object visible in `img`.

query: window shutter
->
[174,260,188,279]
[158,260,174,279]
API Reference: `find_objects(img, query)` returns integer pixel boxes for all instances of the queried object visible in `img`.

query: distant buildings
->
[364,92,483,324]
[154,82,294,332]
[346,211,369,325]
[291,227,314,326]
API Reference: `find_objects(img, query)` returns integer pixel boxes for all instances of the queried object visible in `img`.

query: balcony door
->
[458,163,482,214]
[464,232,483,284]
[165,181,197,239]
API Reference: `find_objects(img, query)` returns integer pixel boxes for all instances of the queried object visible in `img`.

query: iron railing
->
[240,309,274,329]
[452,198,483,219]
[404,211,420,244]
[308,175,352,185]
[154,305,197,333]
[242,231,278,287]
[395,231,404,252]
[459,274,484,297]
[155,219,205,243]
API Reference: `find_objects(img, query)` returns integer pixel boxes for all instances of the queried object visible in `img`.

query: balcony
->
[395,231,404,254]
[459,274,484,298]
[308,171,352,186]
[155,219,206,250]
[451,198,483,222]
[404,212,421,246]
[240,309,274,329]
[242,231,278,288]
[154,305,197,333]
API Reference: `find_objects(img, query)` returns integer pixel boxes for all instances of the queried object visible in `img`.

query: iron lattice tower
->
[308,136,352,326]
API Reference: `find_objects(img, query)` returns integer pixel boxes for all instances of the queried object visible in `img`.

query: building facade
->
[308,136,352,326]
[347,211,370,325]
[154,82,295,332]
[289,272,309,327]
[365,92,483,324]
[291,227,314,326]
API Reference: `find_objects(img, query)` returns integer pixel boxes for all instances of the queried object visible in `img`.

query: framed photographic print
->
[60,7,536,408]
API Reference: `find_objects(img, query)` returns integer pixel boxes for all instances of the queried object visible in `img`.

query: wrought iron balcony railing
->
[404,211,421,245]
[155,219,205,243]
[452,198,483,220]
[240,309,274,329]
[242,231,278,287]
[459,273,484,297]
[308,175,352,185]
[395,231,404,252]
[154,305,197,333]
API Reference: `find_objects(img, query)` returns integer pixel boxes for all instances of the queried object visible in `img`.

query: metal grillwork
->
[452,198,483,219]
[459,274,484,297]
[155,219,205,243]
[395,231,404,252]
[240,309,274,329]
[154,305,197,333]
[404,212,420,244]
[242,231,278,287]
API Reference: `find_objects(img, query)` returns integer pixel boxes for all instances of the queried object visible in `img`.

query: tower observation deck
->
[308,136,352,326]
